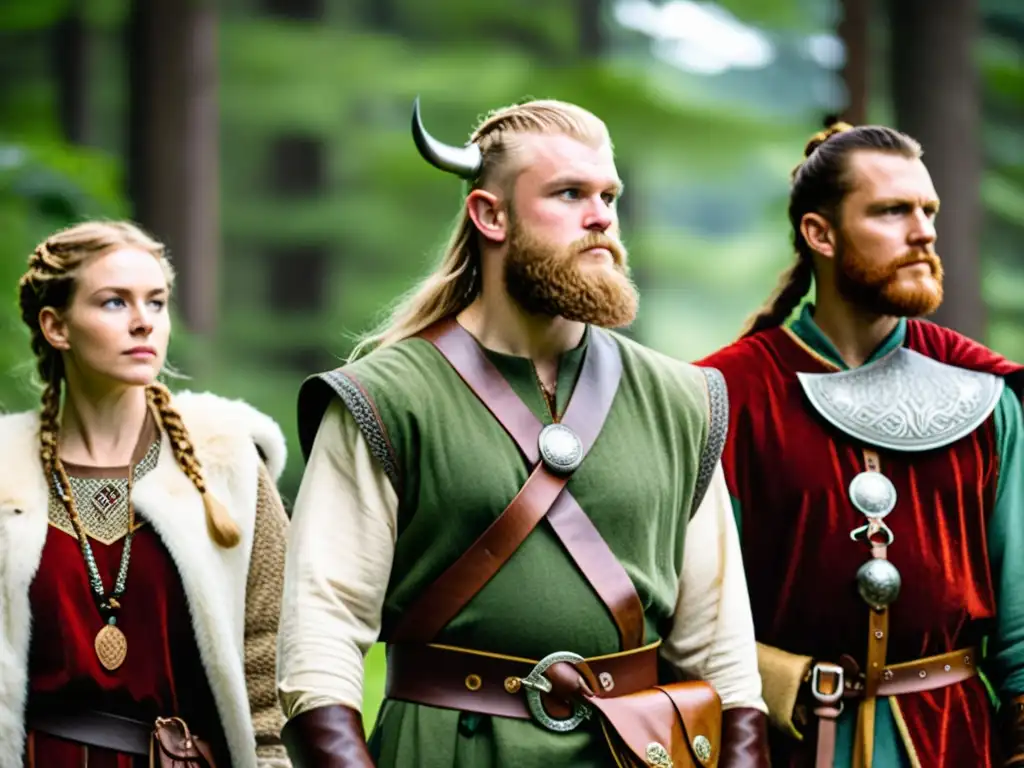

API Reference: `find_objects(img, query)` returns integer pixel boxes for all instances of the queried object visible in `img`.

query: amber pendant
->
[95,623,128,670]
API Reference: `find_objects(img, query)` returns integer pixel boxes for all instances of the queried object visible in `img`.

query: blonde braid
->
[146,383,241,548]
[38,379,67,497]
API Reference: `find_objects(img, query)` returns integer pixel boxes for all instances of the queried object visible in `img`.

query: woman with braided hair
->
[0,221,292,767]
[697,120,1024,766]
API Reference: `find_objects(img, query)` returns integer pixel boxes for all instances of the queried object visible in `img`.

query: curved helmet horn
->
[411,97,483,180]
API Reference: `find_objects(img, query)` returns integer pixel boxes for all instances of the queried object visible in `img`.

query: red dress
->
[24,423,229,767]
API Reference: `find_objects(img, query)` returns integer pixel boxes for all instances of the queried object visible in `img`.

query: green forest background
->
[1,0,1021,727]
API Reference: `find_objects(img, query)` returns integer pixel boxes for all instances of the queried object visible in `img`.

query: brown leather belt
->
[27,708,152,756]
[811,647,978,768]
[385,642,660,720]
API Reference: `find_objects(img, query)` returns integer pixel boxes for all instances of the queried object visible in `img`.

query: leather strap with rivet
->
[387,317,645,652]
[384,642,660,721]
[852,449,888,768]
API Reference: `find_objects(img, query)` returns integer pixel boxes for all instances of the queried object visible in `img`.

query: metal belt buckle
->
[811,662,845,709]
[518,651,592,732]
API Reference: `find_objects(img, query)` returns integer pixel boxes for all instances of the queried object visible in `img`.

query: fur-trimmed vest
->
[0,391,287,768]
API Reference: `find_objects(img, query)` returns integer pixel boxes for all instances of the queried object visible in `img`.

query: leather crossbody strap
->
[388,317,645,650]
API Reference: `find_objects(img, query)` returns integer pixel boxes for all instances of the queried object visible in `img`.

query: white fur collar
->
[0,390,285,768]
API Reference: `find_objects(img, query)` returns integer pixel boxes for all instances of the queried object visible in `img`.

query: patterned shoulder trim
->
[690,367,728,518]
[317,370,401,494]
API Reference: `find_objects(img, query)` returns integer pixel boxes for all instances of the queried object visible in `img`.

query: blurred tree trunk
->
[577,0,605,55]
[127,0,220,335]
[576,0,645,337]
[837,0,869,125]
[885,0,984,338]
[53,0,91,145]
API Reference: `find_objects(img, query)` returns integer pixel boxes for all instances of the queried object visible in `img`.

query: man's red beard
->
[503,221,639,328]
[835,240,944,318]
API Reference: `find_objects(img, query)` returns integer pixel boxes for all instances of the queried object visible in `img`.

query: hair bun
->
[803,117,855,158]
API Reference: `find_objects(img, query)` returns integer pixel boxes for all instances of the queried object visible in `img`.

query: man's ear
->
[801,212,837,260]
[39,307,70,351]
[466,189,507,244]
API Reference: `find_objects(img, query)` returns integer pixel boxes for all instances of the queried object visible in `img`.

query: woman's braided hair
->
[18,220,240,547]
[737,117,922,338]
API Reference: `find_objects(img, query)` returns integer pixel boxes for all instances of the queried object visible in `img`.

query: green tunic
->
[300,327,721,767]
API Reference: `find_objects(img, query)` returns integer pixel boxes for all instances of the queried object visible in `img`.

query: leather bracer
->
[281,704,375,768]
[720,707,771,767]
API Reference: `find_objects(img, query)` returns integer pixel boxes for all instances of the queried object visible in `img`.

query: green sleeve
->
[730,494,742,539]
[983,387,1024,701]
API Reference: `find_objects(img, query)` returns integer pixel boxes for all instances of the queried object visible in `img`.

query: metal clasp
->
[519,651,592,732]
[811,662,845,706]
[849,520,895,546]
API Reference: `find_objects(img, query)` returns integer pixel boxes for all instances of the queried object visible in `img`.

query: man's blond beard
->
[503,221,639,328]
[835,237,944,318]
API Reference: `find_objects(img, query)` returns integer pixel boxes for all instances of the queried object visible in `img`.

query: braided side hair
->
[737,117,922,338]
[147,383,240,547]
[18,220,239,548]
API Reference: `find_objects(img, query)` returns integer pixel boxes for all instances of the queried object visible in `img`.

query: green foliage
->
[0,0,70,31]
[0,140,129,410]
[3,0,1023,734]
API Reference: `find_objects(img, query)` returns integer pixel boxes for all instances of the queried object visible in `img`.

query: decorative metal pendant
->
[538,423,583,475]
[848,471,897,519]
[91,483,123,515]
[95,622,128,671]
[856,559,902,609]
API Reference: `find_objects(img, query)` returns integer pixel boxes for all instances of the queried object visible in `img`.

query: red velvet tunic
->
[23,426,229,767]
[698,316,1024,767]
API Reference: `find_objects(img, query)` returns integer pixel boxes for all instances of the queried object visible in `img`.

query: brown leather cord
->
[391,318,646,651]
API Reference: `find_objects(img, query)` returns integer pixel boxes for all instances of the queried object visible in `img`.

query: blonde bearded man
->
[276,98,770,767]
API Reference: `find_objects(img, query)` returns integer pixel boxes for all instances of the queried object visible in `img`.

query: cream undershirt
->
[277,401,767,718]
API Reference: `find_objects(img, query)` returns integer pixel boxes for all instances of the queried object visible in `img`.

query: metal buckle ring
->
[811,662,845,705]
[849,521,895,546]
[519,651,592,732]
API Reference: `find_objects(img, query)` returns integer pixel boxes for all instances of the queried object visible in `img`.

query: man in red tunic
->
[696,120,1024,767]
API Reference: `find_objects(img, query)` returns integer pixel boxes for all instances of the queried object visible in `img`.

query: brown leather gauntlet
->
[719,707,771,767]
[281,704,375,768]
[1002,694,1024,767]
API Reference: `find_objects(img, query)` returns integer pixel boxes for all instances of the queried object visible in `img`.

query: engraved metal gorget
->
[797,348,1003,452]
